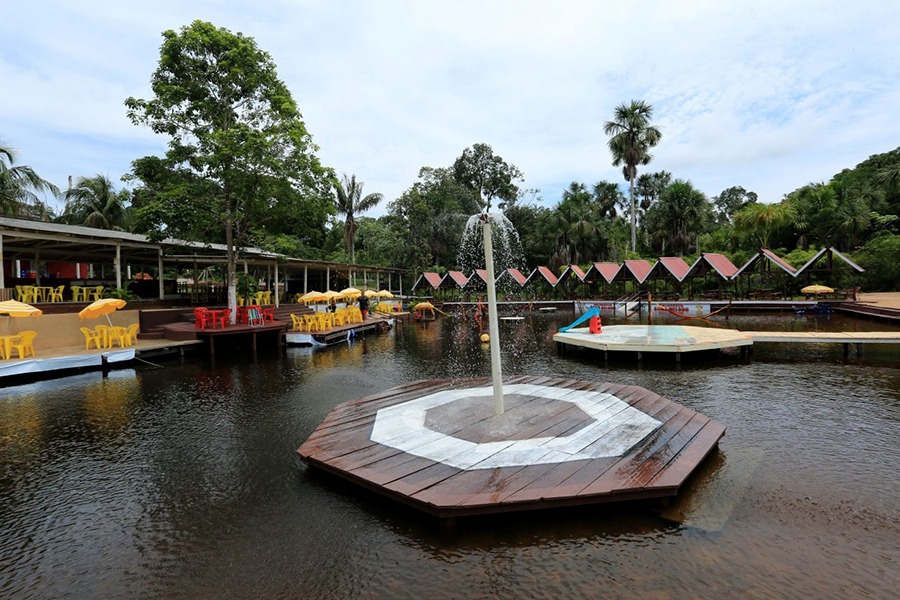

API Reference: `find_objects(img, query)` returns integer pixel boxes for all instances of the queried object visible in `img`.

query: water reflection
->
[0,313,898,598]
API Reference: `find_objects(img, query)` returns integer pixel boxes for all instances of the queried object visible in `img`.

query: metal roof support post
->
[34,249,40,285]
[304,266,308,293]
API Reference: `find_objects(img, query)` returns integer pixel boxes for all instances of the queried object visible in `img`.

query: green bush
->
[855,234,900,291]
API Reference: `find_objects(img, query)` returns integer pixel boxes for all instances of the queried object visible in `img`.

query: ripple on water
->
[0,314,898,598]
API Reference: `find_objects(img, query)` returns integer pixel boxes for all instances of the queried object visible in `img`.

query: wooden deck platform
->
[284,315,393,346]
[297,376,725,519]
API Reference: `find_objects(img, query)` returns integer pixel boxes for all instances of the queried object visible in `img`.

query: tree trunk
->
[629,177,637,252]
[225,197,237,324]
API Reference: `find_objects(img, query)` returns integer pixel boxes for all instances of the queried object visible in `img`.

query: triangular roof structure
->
[794,246,864,276]
[645,257,691,282]
[556,264,587,285]
[524,266,559,287]
[412,272,444,290]
[619,259,654,284]
[586,262,623,284]
[440,270,470,289]
[464,269,490,290]
[495,268,528,287]
[685,253,740,280]
[734,249,798,278]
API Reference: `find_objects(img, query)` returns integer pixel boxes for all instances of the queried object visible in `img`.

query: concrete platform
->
[553,324,753,356]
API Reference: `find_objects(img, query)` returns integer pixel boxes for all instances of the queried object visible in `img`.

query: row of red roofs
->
[413,247,863,290]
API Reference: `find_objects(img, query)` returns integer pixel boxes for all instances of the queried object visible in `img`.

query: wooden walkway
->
[746,330,900,357]
[298,376,725,519]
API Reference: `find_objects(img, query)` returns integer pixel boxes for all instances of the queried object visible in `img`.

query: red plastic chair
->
[194,307,210,329]
[214,308,231,328]
[262,306,275,323]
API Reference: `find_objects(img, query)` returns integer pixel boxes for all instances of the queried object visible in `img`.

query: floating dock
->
[553,324,900,360]
[298,375,725,519]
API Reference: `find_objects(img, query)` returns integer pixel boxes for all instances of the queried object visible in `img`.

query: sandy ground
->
[857,291,900,310]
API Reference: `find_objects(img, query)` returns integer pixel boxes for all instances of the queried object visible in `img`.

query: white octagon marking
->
[370,384,661,470]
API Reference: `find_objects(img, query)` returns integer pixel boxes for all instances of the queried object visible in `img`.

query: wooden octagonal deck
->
[298,376,725,519]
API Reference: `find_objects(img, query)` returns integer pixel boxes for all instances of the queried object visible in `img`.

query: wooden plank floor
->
[298,376,725,518]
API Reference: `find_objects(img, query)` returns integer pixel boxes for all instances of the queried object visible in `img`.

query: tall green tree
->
[333,174,382,264]
[59,174,130,230]
[451,143,524,212]
[125,20,331,318]
[713,186,758,224]
[732,201,794,249]
[644,179,712,255]
[604,100,662,252]
[0,142,59,218]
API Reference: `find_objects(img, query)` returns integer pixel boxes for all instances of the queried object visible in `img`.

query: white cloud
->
[1,0,898,217]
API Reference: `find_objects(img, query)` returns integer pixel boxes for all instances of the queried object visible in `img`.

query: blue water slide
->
[558,307,601,333]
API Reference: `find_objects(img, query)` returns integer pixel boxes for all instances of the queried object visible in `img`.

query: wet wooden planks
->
[297,376,725,518]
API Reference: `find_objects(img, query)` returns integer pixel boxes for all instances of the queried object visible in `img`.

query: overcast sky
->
[2,1,899,218]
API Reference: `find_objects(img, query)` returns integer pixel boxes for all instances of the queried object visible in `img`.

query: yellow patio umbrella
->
[79,298,127,325]
[299,290,327,303]
[0,300,42,333]
[377,290,394,298]
[340,287,362,299]
[413,301,435,310]
[364,289,379,298]
[801,284,834,295]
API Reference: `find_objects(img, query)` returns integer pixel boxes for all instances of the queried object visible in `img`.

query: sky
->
[2,0,899,218]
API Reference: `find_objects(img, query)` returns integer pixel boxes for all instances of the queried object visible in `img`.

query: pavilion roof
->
[620,259,655,284]
[587,262,623,284]
[734,249,798,278]
[440,270,470,289]
[525,266,560,287]
[496,268,528,286]
[794,246,864,275]
[646,257,691,282]
[412,272,444,290]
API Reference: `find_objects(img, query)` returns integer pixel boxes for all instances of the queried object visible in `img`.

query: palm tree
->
[60,174,129,230]
[0,142,59,217]
[333,174,383,264]
[604,100,663,252]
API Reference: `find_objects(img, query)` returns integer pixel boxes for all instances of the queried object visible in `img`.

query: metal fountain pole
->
[480,212,505,415]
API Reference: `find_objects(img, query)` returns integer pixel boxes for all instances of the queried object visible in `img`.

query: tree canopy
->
[125,20,331,316]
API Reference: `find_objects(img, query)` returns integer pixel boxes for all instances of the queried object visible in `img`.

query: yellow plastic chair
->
[126,323,140,345]
[10,331,37,359]
[20,286,36,303]
[303,314,321,332]
[290,314,305,331]
[80,327,103,349]
[108,326,129,348]
[91,286,105,301]
[94,324,111,348]
[332,308,347,326]
[49,285,64,303]
[70,285,83,302]
[14,285,25,302]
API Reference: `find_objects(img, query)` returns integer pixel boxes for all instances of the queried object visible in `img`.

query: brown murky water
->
[0,311,898,599]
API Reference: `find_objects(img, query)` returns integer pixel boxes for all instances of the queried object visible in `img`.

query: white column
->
[274,260,280,307]
[114,243,122,289]
[157,250,164,299]
[0,234,4,289]
[482,218,504,415]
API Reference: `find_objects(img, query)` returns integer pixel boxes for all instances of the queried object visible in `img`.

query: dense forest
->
[2,22,898,292]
